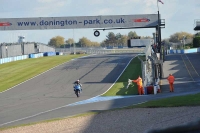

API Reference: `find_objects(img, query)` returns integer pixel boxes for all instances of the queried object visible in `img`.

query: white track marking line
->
[96,55,137,97]
[185,54,200,77]
[181,55,195,81]
[0,55,92,94]
[0,54,137,127]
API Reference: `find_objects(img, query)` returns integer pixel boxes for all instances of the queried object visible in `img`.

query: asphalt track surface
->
[1,53,200,129]
[0,53,138,128]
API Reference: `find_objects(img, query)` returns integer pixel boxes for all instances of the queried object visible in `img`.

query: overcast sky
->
[0,0,199,44]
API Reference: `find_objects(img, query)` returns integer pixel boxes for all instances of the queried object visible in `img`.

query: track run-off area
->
[1,53,200,128]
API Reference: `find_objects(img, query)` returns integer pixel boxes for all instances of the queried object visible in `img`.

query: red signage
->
[133,18,150,22]
[0,22,12,26]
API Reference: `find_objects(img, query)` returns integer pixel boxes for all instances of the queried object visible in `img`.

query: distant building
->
[128,38,153,48]
[18,36,25,44]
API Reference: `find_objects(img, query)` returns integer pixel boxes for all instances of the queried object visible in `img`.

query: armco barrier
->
[0,55,29,64]
[184,48,197,53]
[29,53,44,58]
[56,52,63,55]
[118,46,123,49]
[168,48,198,54]
[43,52,56,56]
[106,46,113,49]
[29,54,34,58]
[0,52,60,65]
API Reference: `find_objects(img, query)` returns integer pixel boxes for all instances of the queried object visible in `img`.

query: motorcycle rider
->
[73,79,82,91]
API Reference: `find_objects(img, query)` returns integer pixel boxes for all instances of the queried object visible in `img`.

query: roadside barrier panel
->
[118,46,123,48]
[56,52,63,55]
[106,46,113,49]
[37,53,44,58]
[29,54,34,58]
[168,48,199,54]
[184,48,197,54]
[29,53,44,58]
[0,55,29,64]
[43,52,56,56]
[176,50,181,54]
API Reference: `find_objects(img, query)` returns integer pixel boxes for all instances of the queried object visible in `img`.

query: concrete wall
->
[24,43,35,55]
[38,44,55,53]
[1,45,22,58]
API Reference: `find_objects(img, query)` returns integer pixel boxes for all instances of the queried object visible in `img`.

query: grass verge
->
[0,54,86,92]
[126,93,200,108]
[102,56,142,96]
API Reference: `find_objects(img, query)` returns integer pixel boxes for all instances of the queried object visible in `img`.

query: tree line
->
[48,31,151,48]
[48,31,200,49]
[163,31,200,49]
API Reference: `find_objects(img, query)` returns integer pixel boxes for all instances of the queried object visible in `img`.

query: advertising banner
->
[0,14,158,30]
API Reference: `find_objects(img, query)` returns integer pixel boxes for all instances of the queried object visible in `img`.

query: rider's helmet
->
[76,79,80,83]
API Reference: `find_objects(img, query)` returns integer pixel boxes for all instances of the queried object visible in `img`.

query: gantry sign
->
[0,14,159,33]
[0,14,165,79]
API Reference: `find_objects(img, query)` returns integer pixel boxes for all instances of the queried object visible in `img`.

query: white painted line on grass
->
[97,55,137,97]
[67,95,146,107]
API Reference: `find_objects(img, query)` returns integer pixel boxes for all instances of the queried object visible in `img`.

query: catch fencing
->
[55,47,145,54]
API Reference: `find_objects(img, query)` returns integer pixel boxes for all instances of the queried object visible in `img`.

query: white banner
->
[0,14,158,31]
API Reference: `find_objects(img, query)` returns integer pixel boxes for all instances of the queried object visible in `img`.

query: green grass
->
[126,93,200,108]
[0,54,86,92]
[138,55,146,61]
[102,56,142,96]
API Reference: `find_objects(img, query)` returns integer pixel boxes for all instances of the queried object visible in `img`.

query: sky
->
[0,0,199,44]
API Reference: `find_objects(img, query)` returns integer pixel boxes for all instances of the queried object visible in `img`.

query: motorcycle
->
[74,84,82,97]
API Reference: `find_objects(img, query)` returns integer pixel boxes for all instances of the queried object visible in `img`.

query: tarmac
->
[161,53,200,93]
[2,53,200,131]
[1,53,200,133]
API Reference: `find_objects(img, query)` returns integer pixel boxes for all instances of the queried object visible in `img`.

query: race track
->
[1,53,200,128]
[0,53,137,128]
